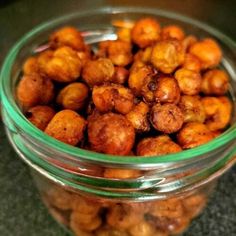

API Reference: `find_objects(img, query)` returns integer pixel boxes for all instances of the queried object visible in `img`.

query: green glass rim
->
[1,6,236,166]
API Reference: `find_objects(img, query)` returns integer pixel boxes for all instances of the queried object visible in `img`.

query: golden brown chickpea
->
[23,56,39,75]
[182,194,206,219]
[134,47,153,64]
[82,58,115,87]
[16,74,54,110]
[106,203,143,230]
[26,105,56,131]
[129,221,160,236]
[50,26,85,51]
[201,69,229,95]
[117,27,131,43]
[182,53,202,72]
[154,77,180,104]
[92,84,134,114]
[37,50,54,74]
[103,168,142,179]
[150,104,184,134]
[182,35,197,52]
[201,96,232,131]
[128,63,154,96]
[136,135,182,156]
[96,226,130,236]
[45,110,86,146]
[112,66,129,84]
[107,40,133,66]
[45,46,82,82]
[77,44,92,66]
[126,101,150,132]
[177,122,214,149]
[161,25,185,41]
[57,82,89,110]
[151,40,184,74]
[131,18,161,48]
[179,95,206,123]
[175,68,202,95]
[96,40,110,58]
[189,38,222,69]
[88,113,135,155]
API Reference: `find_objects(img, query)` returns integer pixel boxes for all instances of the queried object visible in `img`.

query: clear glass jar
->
[1,7,236,236]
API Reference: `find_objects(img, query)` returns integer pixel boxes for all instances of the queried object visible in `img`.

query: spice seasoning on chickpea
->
[15,16,233,236]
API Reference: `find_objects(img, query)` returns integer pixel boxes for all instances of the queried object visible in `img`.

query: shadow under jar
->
[1,7,236,236]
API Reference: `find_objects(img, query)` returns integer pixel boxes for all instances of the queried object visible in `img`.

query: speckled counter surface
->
[0,1,236,236]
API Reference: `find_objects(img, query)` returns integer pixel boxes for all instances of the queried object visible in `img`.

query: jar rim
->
[1,6,236,166]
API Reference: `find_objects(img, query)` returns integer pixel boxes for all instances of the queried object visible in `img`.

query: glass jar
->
[1,7,236,236]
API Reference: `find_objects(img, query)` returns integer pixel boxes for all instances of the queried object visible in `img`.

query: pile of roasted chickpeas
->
[16,17,232,236]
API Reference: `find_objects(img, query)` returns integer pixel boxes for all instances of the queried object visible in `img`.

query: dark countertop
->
[0,1,236,235]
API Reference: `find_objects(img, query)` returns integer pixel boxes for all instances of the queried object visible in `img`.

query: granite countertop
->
[0,1,236,235]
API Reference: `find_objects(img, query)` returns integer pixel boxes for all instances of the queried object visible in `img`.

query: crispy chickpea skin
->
[175,68,202,95]
[131,18,161,48]
[201,96,232,131]
[126,101,150,132]
[151,40,184,74]
[92,84,134,114]
[201,69,229,95]
[45,110,86,146]
[107,40,133,66]
[182,35,197,52]
[112,66,129,84]
[26,105,56,131]
[82,58,115,86]
[154,77,180,104]
[177,122,214,149]
[189,38,222,69]
[179,95,206,123]
[50,26,85,51]
[57,82,89,110]
[117,27,131,43]
[150,104,184,134]
[137,135,182,156]
[107,203,143,230]
[23,56,39,75]
[128,63,155,96]
[45,46,82,82]
[161,25,185,41]
[16,74,54,110]
[37,50,54,74]
[88,113,135,155]
[182,53,202,72]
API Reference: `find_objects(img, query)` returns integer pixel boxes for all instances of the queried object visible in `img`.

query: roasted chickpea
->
[104,168,142,179]
[37,50,54,74]
[137,135,182,156]
[96,226,130,236]
[16,74,54,110]
[82,58,115,86]
[45,110,86,146]
[45,46,82,82]
[129,221,160,236]
[77,44,92,66]
[182,53,202,72]
[117,27,131,43]
[131,18,161,48]
[112,66,129,84]
[57,82,89,110]
[179,95,206,123]
[88,113,135,155]
[26,105,56,131]
[126,101,150,132]
[202,96,232,131]
[189,38,222,69]
[177,122,214,149]
[107,40,133,66]
[201,69,229,95]
[175,68,202,95]
[92,84,134,114]
[128,63,155,96]
[50,26,85,51]
[23,56,39,75]
[182,35,197,52]
[154,77,180,104]
[150,104,184,134]
[151,40,184,74]
[107,203,143,230]
[161,25,185,41]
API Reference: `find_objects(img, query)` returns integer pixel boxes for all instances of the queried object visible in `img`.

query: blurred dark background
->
[0,0,236,235]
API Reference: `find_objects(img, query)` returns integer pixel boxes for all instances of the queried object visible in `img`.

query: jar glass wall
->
[1,7,236,236]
